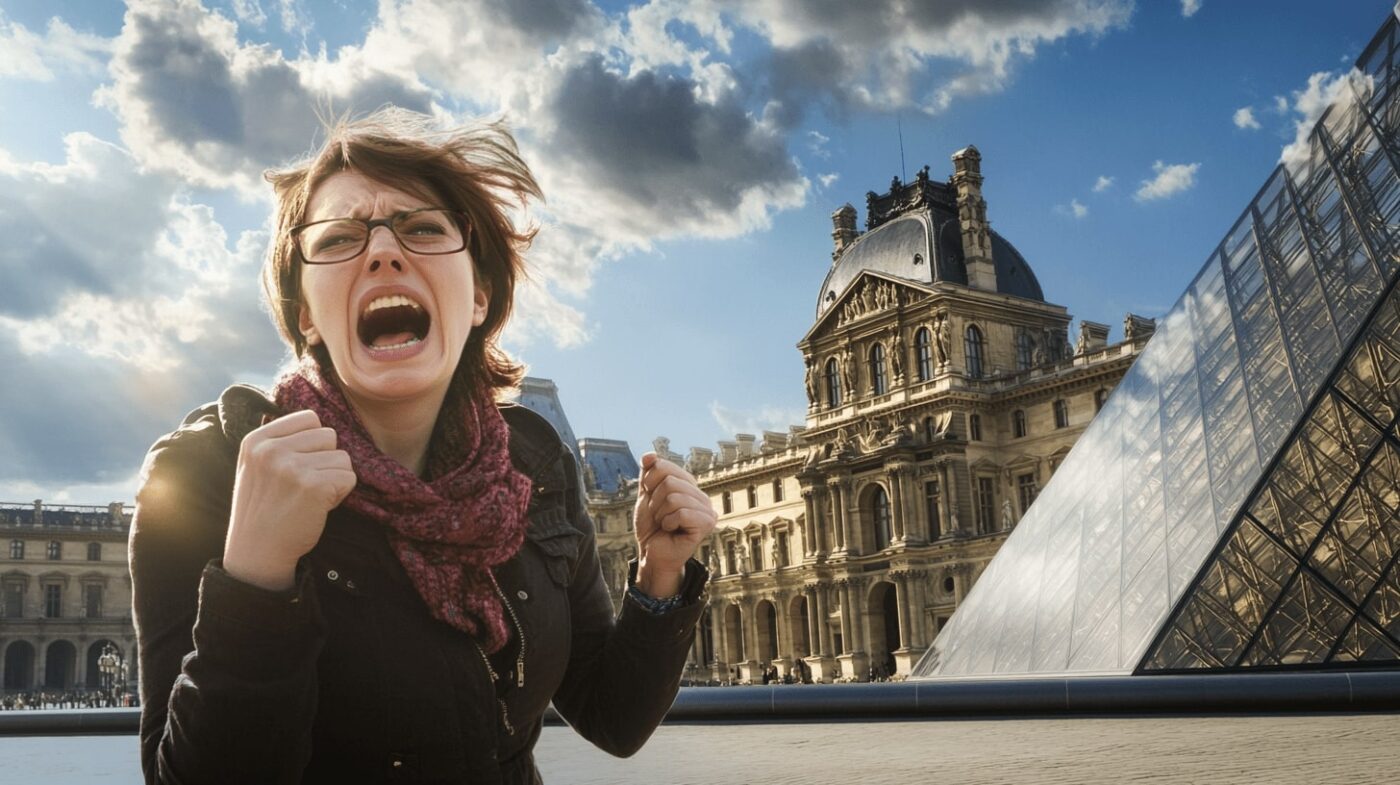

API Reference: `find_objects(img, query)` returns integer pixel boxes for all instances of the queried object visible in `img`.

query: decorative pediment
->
[804,272,932,342]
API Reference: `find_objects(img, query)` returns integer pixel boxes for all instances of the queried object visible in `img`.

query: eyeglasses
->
[290,208,471,265]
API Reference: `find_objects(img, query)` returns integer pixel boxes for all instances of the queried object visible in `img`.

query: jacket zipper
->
[473,441,564,736]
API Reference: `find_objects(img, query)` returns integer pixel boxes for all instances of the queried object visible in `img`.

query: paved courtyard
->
[5,713,1397,783]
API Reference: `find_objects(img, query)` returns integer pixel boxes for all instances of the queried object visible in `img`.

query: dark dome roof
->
[816,206,1044,319]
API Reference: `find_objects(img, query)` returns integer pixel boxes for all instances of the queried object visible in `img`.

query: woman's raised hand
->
[223,410,356,591]
[632,453,718,598]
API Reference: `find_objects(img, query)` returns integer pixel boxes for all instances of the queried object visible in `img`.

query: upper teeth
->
[364,295,424,314]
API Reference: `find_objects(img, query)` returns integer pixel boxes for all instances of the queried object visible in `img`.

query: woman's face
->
[297,171,488,408]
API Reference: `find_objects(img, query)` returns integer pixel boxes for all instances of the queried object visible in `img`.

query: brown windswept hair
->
[262,107,541,398]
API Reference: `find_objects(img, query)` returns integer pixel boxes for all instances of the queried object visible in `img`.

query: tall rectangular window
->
[9,540,23,559]
[747,485,757,508]
[976,477,996,534]
[750,536,764,571]
[1054,399,1069,429]
[44,584,62,618]
[2,583,22,618]
[47,540,61,560]
[924,480,941,539]
[772,477,783,502]
[776,532,788,568]
[1017,473,1039,517]
[84,584,103,619]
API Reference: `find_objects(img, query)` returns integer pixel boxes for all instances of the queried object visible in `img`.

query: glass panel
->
[1329,616,1400,662]
[1241,570,1354,667]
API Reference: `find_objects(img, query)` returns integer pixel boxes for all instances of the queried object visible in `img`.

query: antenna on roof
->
[897,113,907,183]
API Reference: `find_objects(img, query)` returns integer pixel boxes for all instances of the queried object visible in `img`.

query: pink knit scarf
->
[272,357,532,653]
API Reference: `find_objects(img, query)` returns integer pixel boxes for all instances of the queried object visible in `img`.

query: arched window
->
[772,477,783,502]
[914,327,933,381]
[824,358,842,408]
[871,485,892,550]
[869,343,887,396]
[1054,399,1069,429]
[721,491,732,515]
[1013,409,1028,439]
[86,543,101,561]
[964,325,985,379]
[969,413,983,441]
[1016,331,1034,370]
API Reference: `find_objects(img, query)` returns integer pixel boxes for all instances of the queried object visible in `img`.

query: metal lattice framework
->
[913,6,1400,679]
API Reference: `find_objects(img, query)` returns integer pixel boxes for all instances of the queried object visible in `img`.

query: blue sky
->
[0,0,1390,504]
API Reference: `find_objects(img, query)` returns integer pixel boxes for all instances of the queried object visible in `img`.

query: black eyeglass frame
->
[289,208,473,265]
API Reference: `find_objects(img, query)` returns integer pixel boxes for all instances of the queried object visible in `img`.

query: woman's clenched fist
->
[223,409,356,591]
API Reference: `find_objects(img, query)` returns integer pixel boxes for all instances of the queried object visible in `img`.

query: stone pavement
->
[534,714,1400,785]
[6,713,1397,783]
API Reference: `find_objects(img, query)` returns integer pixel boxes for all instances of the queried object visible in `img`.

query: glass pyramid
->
[913,7,1400,679]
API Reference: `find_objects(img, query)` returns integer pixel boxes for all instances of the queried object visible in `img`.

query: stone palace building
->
[0,501,136,693]
[572,148,1155,682]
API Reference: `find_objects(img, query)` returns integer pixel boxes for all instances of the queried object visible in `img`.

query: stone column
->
[815,584,833,656]
[773,593,790,664]
[893,574,912,649]
[804,586,819,657]
[806,489,817,556]
[910,571,930,647]
[941,462,961,536]
[827,480,846,552]
[710,605,725,669]
[889,468,906,542]
[837,581,853,653]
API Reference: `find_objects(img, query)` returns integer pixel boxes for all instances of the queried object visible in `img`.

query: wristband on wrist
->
[626,584,685,615]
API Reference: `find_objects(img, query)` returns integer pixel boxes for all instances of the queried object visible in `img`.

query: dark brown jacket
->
[129,385,708,784]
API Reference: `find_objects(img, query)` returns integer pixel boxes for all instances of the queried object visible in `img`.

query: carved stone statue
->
[804,357,818,406]
[736,542,750,573]
[1001,499,1014,530]
[861,283,876,312]
[770,538,783,569]
[708,547,721,575]
[891,330,906,380]
[1032,341,1046,367]
[841,346,855,395]
[933,312,951,367]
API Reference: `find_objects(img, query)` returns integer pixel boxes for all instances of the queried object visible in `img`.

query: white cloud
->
[1232,106,1260,130]
[0,135,285,490]
[1273,94,1290,113]
[1134,161,1200,202]
[1092,175,1113,192]
[1180,0,1201,18]
[708,401,806,441]
[807,130,831,159]
[819,172,839,188]
[0,12,111,82]
[1055,198,1088,219]
[1279,69,1371,173]
[230,0,268,28]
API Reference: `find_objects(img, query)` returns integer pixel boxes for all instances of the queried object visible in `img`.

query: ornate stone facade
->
[678,149,1150,683]
[0,501,136,694]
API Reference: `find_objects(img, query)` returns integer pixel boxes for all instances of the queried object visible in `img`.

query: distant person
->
[130,108,716,784]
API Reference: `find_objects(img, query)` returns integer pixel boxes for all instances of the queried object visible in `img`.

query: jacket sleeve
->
[129,415,326,785]
[548,450,709,757]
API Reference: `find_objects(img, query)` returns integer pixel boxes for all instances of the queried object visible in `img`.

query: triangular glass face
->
[913,9,1400,679]
[1143,297,1400,671]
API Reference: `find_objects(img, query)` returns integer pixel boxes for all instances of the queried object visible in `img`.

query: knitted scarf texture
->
[273,357,532,653]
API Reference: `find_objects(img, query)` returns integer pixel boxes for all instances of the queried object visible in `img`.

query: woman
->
[129,109,715,784]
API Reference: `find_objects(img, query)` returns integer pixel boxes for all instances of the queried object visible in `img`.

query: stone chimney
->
[951,146,996,291]
[651,436,683,465]
[760,430,789,453]
[108,502,124,525]
[1076,321,1110,355]
[717,440,738,466]
[687,447,714,475]
[1124,313,1157,342]
[831,203,858,260]
[734,434,757,459]
[32,499,42,527]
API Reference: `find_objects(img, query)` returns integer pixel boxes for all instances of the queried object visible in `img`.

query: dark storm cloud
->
[495,0,600,40]
[107,0,434,186]
[550,55,800,216]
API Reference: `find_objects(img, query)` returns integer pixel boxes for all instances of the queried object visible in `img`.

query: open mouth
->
[357,294,431,350]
